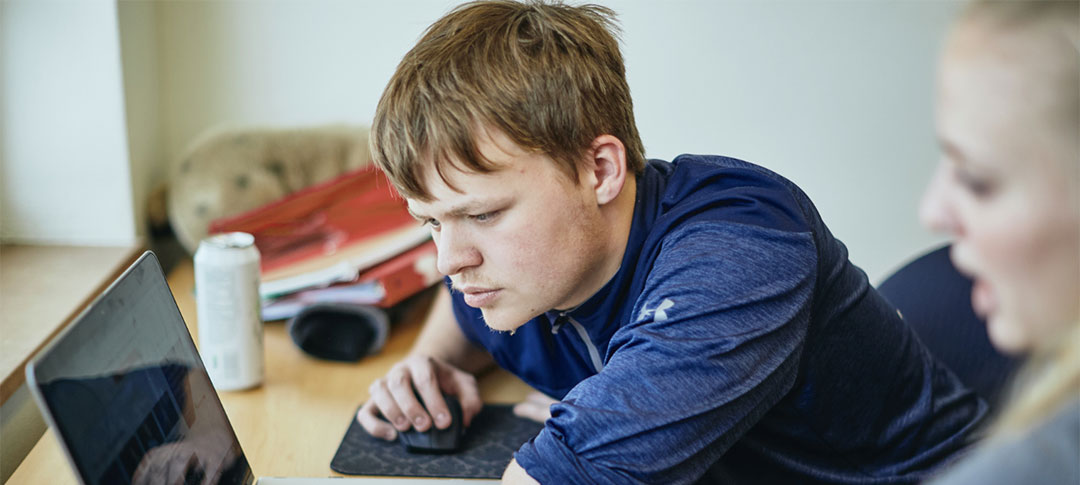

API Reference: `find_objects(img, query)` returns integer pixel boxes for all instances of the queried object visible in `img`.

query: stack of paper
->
[208,166,441,321]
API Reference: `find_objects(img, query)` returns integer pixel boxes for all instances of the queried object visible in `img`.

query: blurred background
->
[0,0,964,283]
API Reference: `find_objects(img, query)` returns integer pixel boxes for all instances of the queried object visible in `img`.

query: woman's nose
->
[919,161,961,235]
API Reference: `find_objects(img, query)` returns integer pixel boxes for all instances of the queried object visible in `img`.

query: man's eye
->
[424,218,441,229]
[471,211,499,222]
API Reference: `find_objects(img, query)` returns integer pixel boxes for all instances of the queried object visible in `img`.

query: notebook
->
[24,251,493,485]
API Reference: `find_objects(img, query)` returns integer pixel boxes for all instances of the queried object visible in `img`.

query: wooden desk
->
[0,244,143,404]
[8,259,532,483]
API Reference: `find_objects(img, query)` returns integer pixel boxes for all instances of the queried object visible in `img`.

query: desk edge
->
[0,244,145,405]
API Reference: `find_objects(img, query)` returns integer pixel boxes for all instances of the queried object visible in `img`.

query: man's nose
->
[919,161,961,236]
[435,225,482,276]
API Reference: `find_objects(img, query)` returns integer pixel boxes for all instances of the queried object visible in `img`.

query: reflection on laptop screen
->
[27,252,253,485]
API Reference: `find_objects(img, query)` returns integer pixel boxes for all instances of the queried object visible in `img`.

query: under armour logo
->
[639,298,675,322]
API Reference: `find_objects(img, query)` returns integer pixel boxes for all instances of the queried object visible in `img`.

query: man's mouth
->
[459,286,501,307]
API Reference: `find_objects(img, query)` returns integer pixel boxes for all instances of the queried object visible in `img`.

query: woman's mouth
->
[971,277,998,319]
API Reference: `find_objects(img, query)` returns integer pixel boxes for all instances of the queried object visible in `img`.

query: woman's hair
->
[370,0,646,201]
[961,0,1080,439]
[961,0,1079,172]
[992,324,1080,436]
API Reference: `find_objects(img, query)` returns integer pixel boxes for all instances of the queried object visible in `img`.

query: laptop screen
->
[27,252,253,485]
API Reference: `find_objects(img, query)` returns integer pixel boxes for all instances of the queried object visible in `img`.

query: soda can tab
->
[194,232,265,391]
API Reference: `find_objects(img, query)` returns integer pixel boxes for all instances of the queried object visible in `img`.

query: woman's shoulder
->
[928,399,1079,485]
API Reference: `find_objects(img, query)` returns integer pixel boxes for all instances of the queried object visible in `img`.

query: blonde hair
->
[961,0,1080,174]
[961,0,1080,439]
[370,0,645,201]
[992,324,1080,437]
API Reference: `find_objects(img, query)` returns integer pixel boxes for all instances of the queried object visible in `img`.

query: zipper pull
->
[546,310,567,334]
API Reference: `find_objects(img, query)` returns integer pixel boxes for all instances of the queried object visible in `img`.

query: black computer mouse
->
[398,392,465,454]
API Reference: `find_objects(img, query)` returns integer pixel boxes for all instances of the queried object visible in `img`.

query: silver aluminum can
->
[194,232,264,390]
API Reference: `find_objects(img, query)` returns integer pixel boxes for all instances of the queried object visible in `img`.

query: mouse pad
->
[330,404,544,478]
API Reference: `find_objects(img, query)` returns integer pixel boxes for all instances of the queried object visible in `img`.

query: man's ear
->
[587,134,628,206]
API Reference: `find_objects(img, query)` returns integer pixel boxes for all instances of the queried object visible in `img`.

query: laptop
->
[25,251,494,485]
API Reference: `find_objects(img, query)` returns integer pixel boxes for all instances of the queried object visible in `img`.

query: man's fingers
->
[203,447,232,485]
[368,379,410,431]
[361,355,483,434]
[386,366,431,432]
[357,400,398,441]
[132,449,155,485]
[525,391,558,406]
[449,371,483,427]
[514,392,556,423]
[166,450,199,485]
[408,357,452,429]
[513,400,552,424]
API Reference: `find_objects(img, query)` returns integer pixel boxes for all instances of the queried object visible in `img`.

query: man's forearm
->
[411,285,495,375]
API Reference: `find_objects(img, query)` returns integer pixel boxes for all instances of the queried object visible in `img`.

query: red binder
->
[260,240,440,320]
[356,240,440,307]
[207,165,431,291]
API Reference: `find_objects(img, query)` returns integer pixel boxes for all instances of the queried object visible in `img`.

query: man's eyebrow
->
[446,198,512,216]
[407,198,512,221]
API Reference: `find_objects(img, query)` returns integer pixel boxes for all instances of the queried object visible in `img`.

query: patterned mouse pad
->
[330,404,544,478]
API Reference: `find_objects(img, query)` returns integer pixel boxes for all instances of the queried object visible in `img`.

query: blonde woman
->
[919,1,1079,483]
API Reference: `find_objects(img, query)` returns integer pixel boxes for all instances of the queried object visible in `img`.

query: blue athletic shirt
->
[449,155,987,484]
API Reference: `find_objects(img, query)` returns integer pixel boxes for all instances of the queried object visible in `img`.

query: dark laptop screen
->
[27,252,253,485]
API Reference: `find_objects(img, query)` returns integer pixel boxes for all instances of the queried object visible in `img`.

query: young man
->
[357,1,987,483]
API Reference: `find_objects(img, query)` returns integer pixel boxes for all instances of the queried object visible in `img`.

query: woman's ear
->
[587,134,628,205]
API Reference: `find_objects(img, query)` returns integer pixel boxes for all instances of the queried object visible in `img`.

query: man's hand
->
[512,391,558,423]
[357,354,483,440]
[132,429,238,485]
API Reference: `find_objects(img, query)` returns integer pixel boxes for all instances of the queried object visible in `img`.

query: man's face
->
[406,130,615,332]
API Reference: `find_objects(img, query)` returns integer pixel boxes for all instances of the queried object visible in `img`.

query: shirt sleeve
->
[514,221,817,484]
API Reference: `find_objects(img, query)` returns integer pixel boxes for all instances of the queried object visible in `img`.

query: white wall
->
[145,0,959,282]
[152,0,461,173]
[0,0,963,275]
[118,0,162,242]
[0,0,137,246]
[0,0,967,276]
[615,0,960,281]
